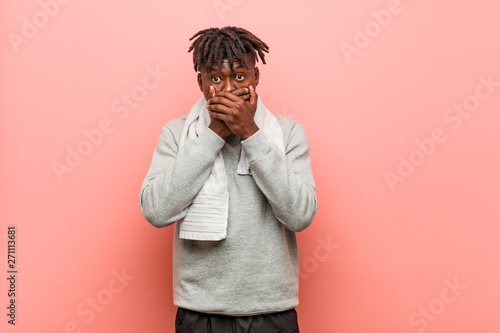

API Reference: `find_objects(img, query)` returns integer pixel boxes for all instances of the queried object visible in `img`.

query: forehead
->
[207,60,242,71]
[203,53,255,73]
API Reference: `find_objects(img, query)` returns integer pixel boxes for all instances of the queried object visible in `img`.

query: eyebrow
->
[206,63,248,73]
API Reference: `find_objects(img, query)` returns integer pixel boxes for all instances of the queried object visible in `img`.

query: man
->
[140,26,317,333]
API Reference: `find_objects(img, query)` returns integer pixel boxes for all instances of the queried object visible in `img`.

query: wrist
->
[208,122,230,139]
[240,124,259,140]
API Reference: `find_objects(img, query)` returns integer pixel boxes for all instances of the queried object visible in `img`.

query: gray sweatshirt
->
[140,113,318,316]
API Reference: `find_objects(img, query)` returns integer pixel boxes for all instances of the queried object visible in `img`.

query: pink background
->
[2,0,500,332]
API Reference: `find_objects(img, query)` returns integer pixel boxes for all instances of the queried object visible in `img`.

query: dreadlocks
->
[188,26,269,72]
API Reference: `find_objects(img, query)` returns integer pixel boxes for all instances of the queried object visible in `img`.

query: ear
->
[197,72,203,92]
[253,67,260,87]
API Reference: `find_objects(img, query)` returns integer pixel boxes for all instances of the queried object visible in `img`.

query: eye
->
[211,76,221,83]
[235,73,245,81]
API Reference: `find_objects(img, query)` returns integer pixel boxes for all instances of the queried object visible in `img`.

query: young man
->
[140,26,317,333]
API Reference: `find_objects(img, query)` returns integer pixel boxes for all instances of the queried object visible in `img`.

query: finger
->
[208,109,230,123]
[207,102,233,116]
[208,86,216,104]
[232,87,249,97]
[237,93,251,101]
[216,91,242,102]
[249,85,258,107]
[210,92,241,108]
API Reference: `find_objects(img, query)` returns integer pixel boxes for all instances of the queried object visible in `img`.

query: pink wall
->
[2,0,499,332]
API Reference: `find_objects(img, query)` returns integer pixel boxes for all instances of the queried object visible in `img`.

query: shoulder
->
[163,116,187,131]
[274,115,308,145]
[158,116,187,144]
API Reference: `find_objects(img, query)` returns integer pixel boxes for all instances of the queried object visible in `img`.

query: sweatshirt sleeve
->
[139,121,226,228]
[240,121,318,232]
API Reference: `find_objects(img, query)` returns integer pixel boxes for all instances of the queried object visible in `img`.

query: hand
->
[208,85,231,139]
[232,87,251,102]
[207,85,259,140]
[207,86,250,139]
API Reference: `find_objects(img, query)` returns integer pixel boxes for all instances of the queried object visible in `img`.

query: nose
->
[223,78,234,92]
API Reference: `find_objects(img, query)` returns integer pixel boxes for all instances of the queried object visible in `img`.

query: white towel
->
[177,95,285,241]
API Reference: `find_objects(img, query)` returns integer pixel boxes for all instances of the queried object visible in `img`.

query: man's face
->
[197,52,260,100]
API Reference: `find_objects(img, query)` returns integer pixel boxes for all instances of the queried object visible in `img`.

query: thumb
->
[249,85,258,107]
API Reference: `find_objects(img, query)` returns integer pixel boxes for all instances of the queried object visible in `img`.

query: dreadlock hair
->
[188,26,269,73]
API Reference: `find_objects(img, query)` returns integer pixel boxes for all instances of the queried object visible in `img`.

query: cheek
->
[202,79,212,98]
[201,85,211,100]
[245,75,256,87]
[235,77,252,89]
